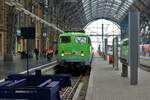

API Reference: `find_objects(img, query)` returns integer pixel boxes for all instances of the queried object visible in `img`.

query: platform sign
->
[21,27,35,39]
[16,30,21,37]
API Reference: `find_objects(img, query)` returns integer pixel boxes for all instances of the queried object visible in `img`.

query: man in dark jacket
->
[34,48,39,60]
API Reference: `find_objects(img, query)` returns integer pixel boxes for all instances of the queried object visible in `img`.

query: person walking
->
[42,48,47,58]
[47,47,54,60]
[34,48,39,60]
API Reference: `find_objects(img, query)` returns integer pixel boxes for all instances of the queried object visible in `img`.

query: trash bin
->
[107,54,113,64]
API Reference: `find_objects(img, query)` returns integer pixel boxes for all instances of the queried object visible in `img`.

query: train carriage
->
[120,38,150,67]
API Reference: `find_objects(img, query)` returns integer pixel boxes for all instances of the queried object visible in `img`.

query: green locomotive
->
[56,31,93,69]
[120,38,128,65]
[120,35,150,67]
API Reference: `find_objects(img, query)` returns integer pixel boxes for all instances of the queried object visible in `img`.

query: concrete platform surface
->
[86,53,150,100]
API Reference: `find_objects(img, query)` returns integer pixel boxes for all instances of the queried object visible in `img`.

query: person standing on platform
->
[47,47,54,60]
[34,48,39,60]
[41,48,47,58]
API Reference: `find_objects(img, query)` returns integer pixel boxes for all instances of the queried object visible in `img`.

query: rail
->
[0,61,57,83]
[61,75,83,100]
[20,60,57,74]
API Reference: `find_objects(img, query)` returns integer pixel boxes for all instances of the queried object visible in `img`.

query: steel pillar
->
[102,24,104,55]
[112,37,118,70]
[4,6,16,61]
[113,38,114,68]
[41,0,49,50]
[104,39,108,60]
[129,8,140,85]
[102,24,104,41]
[114,37,118,70]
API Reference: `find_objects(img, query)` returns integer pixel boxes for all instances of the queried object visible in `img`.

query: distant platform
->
[86,53,150,100]
[0,56,55,80]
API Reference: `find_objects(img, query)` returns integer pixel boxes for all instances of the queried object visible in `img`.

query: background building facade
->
[0,0,60,61]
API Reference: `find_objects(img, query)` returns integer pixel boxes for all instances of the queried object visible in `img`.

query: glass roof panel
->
[115,0,122,4]
[128,0,134,3]
[81,0,137,23]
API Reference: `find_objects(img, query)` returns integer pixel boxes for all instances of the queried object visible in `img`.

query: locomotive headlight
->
[61,53,64,56]
[81,53,84,56]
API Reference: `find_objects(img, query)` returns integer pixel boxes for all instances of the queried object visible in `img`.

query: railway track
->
[60,75,83,100]
[20,60,57,74]
[140,64,150,72]
[60,68,91,100]
[20,63,89,100]
[0,61,57,83]
[0,61,90,100]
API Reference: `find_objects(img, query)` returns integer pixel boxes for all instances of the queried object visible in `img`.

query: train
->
[120,38,150,67]
[120,38,128,65]
[56,31,93,70]
[139,44,150,67]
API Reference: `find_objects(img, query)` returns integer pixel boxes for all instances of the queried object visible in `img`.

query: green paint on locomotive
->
[120,38,128,64]
[56,32,92,65]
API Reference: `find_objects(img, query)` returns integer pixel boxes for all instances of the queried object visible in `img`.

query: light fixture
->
[61,54,64,56]
[81,54,84,56]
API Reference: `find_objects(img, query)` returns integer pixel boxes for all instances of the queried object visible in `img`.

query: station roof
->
[4,0,150,34]
[60,0,138,29]
[10,0,150,31]
[82,0,135,23]
[57,0,150,30]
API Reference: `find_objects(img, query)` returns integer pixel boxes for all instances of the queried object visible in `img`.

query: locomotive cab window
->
[88,37,91,45]
[75,36,87,44]
[60,36,71,43]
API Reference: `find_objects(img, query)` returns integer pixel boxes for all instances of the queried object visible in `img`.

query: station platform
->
[86,53,150,100]
[0,55,55,80]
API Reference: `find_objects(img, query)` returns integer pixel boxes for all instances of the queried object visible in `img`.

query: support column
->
[4,6,16,61]
[116,37,119,70]
[104,38,108,60]
[41,0,49,51]
[101,24,104,58]
[114,37,118,70]
[129,8,140,85]
[102,24,104,41]
[113,38,114,68]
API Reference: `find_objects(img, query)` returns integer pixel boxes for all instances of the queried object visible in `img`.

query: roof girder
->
[82,0,134,23]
